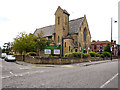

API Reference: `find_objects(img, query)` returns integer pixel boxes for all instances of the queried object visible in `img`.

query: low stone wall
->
[16,56,108,65]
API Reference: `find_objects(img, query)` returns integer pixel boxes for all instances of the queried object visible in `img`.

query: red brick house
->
[91,40,117,56]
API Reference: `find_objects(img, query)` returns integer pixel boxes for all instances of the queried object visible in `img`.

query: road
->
[1,58,119,88]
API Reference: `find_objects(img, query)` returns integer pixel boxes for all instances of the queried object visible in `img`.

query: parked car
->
[1,53,7,59]
[5,55,16,62]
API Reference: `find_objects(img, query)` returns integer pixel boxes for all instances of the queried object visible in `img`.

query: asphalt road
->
[1,58,118,88]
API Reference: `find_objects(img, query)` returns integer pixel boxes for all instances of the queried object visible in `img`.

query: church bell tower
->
[54,6,70,45]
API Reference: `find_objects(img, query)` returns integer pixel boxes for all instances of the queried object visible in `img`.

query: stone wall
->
[16,56,108,65]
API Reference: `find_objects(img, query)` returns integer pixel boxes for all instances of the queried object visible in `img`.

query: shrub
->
[72,52,79,57]
[100,54,104,58]
[64,53,72,57]
[95,53,99,57]
[13,54,17,56]
[89,51,99,57]
[73,52,84,58]
[89,51,95,57]
[102,52,110,57]
[83,53,89,58]
[26,52,37,56]
[65,52,84,58]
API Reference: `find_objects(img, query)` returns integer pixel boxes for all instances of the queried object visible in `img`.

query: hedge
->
[64,52,89,58]
[89,51,99,57]
[102,52,110,57]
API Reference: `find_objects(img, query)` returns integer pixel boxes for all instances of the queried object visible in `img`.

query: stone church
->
[34,6,91,56]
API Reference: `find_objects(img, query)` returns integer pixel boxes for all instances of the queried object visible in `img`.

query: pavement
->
[15,59,119,68]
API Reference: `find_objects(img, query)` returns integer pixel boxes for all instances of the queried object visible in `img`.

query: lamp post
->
[111,18,117,61]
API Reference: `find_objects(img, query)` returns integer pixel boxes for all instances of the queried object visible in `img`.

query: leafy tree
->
[12,31,53,56]
[104,43,110,52]
[34,31,53,55]
[11,32,37,54]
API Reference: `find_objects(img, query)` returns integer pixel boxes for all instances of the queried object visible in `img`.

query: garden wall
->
[15,56,110,65]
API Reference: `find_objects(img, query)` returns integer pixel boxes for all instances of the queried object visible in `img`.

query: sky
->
[0,0,119,48]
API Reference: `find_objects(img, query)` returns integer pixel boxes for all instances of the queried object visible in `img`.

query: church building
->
[34,6,91,56]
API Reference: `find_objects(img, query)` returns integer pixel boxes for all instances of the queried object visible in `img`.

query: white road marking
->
[2,70,45,79]
[19,68,31,70]
[9,72,14,75]
[100,73,118,88]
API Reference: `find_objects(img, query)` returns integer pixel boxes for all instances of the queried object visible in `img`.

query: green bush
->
[65,52,84,58]
[95,53,99,57]
[102,52,110,57]
[83,53,89,58]
[13,54,17,56]
[89,51,95,57]
[64,53,72,57]
[72,52,79,57]
[26,52,37,56]
[89,51,99,57]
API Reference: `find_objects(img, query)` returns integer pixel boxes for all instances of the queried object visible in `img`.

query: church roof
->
[34,17,84,37]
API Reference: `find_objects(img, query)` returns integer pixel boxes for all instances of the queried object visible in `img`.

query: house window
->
[58,36,59,42]
[100,45,103,49]
[94,45,97,49]
[69,46,70,51]
[75,49,77,52]
[65,42,66,47]
[58,17,60,25]
[83,28,87,41]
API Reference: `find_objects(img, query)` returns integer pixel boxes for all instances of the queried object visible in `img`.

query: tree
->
[104,43,110,52]
[12,31,53,55]
[34,31,53,55]
[11,32,37,54]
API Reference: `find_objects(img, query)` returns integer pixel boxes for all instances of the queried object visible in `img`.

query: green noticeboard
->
[44,45,61,55]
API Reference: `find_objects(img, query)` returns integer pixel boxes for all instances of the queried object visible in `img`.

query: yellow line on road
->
[62,65,73,68]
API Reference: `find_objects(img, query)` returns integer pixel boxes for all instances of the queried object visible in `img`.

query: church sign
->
[44,45,61,55]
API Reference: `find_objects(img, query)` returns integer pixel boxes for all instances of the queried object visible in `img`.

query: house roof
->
[91,41,110,45]
[63,9,70,16]
[34,17,84,37]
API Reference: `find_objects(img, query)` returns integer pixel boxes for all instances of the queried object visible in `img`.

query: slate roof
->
[63,9,70,16]
[34,25,55,37]
[34,17,84,37]
[91,41,110,45]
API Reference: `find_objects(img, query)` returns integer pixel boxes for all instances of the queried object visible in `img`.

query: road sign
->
[110,47,112,51]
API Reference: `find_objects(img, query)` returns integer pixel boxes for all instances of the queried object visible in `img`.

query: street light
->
[111,17,117,61]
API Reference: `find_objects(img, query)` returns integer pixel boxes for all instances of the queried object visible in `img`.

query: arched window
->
[69,46,70,51]
[58,17,60,25]
[65,42,66,47]
[58,36,59,42]
[83,28,87,41]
